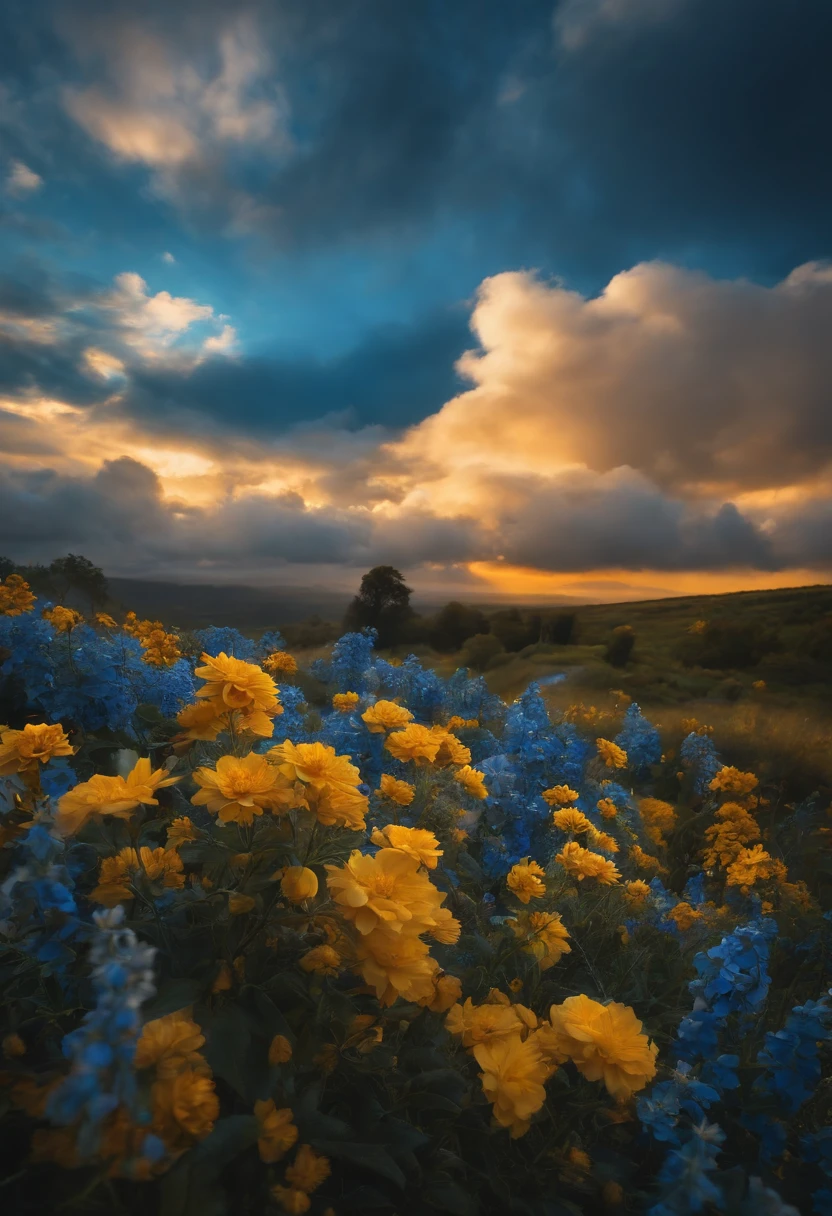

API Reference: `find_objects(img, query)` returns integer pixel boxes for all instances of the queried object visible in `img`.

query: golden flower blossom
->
[597,798,618,819]
[192,753,292,825]
[299,945,341,975]
[543,995,657,1099]
[587,828,620,854]
[94,612,118,629]
[0,722,73,775]
[506,858,546,903]
[268,740,368,830]
[152,1069,219,1149]
[452,827,468,843]
[140,628,182,668]
[508,910,571,970]
[285,1144,331,1193]
[384,722,441,763]
[166,816,198,847]
[376,773,415,806]
[0,573,36,616]
[629,845,668,876]
[709,766,758,796]
[726,844,787,892]
[552,808,592,833]
[431,726,472,767]
[445,998,534,1048]
[542,785,580,806]
[596,739,628,769]
[453,764,488,800]
[195,651,280,716]
[370,824,443,869]
[281,866,319,903]
[271,1187,311,1214]
[473,1035,550,1138]
[43,605,83,633]
[624,879,652,902]
[362,699,414,733]
[268,1034,293,1065]
[419,972,463,1013]
[666,901,703,932]
[56,757,179,836]
[702,801,760,869]
[555,841,620,884]
[91,846,185,906]
[135,1009,206,1075]
[176,701,226,741]
[354,930,438,1006]
[639,798,676,847]
[332,691,360,711]
[263,651,298,676]
[326,848,446,936]
[228,893,256,915]
[446,715,479,731]
[254,1100,298,1163]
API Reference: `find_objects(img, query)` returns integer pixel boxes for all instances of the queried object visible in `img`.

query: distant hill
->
[107,578,354,630]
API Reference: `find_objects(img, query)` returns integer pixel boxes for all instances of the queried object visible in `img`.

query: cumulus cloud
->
[391,262,832,495]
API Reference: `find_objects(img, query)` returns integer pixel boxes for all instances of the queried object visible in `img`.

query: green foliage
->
[343,566,414,647]
[459,632,505,671]
[605,625,635,667]
[429,602,489,653]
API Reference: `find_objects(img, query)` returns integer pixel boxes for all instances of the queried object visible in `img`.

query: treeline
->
[0,554,109,608]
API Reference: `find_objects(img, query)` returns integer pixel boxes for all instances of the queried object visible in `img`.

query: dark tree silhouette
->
[49,554,109,607]
[344,566,413,648]
[429,601,489,652]
[0,556,14,580]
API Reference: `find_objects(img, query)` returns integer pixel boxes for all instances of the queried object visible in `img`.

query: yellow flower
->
[445,998,533,1047]
[688,619,707,634]
[285,1144,331,1192]
[56,757,179,836]
[639,798,676,847]
[268,1034,293,1065]
[91,847,138,906]
[629,845,668,876]
[726,844,786,891]
[542,785,580,806]
[596,739,628,769]
[419,972,463,1013]
[452,827,468,843]
[281,866,319,902]
[508,911,571,971]
[332,691,360,711]
[446,715,478,731]
[552,808,592,834]
[506,858,546,903]
[473,1035,550,1138]
[370,824,443,869]
[326,847,447,936]
[271,1187,311,1215]
[229,893,256,915]
[555,841,620,884]
[2,1033,25,1058]
[602,1181,625,1206]
[430,726,472,767]
[702,800,761,869]
[195,650,279,712]
[597,798,618,819]
[0,573,36,616]
[192,753,292,825]
[254,1100,298,1163]
[166,816,198,847]
[43,605,83,633]
[354,930,438,1006]
[568,1147,591,1172]
[268,740,368,829]
[666,901,703,932]
[94,612,118,629]
[544,995,657,1099]
[709,766,758,796]
[587,828,620,854]
[376,773,415,806]
[430,905,462,944]
[176,701,226,741]
[362,699,414,733]
[135,1009,206,1075]
[152,1069,219,1150]
[752,679,766,692]
[453,764,488,800]
[263,651,298,676]
[0,722,73,775]
[384,722,441,763]
[140,628,182,667]
[299,945,341,975]
[624,879,652,903]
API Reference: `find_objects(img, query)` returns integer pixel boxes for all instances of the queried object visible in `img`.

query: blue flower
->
[615,702,661,773]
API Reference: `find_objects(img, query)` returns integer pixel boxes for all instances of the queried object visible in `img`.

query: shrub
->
[605,624,636,667]
[460,631,505,671]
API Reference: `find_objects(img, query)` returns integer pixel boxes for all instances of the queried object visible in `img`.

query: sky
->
[2,0,832,603]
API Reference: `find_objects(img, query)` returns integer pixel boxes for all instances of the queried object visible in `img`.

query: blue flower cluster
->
[615,702,661,774]
[679,731,722,793]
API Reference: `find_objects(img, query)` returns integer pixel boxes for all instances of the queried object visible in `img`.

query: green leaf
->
[424,1181,480,1215]
[201,1005,255,1101]
[406,1093,461,1115]
[159,1116,259,1216]
[314,1140,407,1189]
[142,978,205,1021]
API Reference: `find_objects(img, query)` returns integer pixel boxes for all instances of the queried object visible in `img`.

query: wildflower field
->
[1,573,831,1216]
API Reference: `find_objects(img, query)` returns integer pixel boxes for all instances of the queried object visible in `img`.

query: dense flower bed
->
[0,577,830,1215]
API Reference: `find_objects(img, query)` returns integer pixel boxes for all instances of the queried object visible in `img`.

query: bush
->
[545,613,577,645]
[459,631,505,671]
[678,616,781,670]
[428,601,489,652]
[605,624,635,667]
[489,607,538,652]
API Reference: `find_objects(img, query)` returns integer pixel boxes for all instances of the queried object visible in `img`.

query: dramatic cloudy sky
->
[2,0,832,600]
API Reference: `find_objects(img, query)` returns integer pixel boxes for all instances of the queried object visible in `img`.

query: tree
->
[605,625,635,667]
[490,608,536,652]
[343,566,414,648]
[0,556,15,581]
[544,613,577,645]
[460,633,505,672]
[49,554,109,607]
[429,601,489,653]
